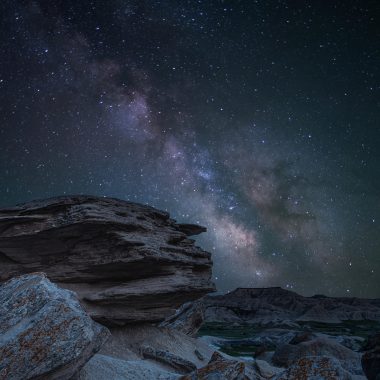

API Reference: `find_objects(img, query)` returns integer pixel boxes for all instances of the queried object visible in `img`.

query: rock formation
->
[1,196,377,380]
[0,273,109,380]
[0,195,214,325]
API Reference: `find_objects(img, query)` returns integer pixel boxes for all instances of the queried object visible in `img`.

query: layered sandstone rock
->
[0,195,214,325]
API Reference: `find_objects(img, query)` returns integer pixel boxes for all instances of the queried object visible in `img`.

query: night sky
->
[1,1,379,297]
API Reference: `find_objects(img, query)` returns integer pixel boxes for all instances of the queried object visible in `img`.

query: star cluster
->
[0,0,379,297]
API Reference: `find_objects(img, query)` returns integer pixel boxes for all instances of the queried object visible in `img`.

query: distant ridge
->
[202,286,380,325]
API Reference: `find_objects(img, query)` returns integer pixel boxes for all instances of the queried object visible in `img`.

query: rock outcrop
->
[200,287,380,325]
[0,195,214,325]
[0,273,109,380]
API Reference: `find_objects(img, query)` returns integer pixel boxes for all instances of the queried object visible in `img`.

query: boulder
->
[160,300,205,337]
[179,351,267,380]
[272,337,363,375]
[0,195,215,325]
[141,346,197,374]
[78,354,179,380]
[361,332,380,380]
[273,356,355,380]
[180,352,247,380]
[99,324,213,370]
[0,273,109,380]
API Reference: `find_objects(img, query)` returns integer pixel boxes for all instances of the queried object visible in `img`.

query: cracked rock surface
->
[0,273,109,380]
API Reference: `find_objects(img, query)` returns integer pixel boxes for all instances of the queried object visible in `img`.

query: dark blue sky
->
[0,0,379,297]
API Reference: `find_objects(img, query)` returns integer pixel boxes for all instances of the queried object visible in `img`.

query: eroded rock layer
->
[0,195,214,325]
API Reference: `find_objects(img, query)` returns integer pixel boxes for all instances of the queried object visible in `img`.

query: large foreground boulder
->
[0,273,109,380]
[0,195,215,325]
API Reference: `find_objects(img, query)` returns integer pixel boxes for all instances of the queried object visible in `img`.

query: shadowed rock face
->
[0,195,215,326]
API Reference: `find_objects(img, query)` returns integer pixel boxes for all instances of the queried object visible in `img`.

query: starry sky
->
[1,0,379,297]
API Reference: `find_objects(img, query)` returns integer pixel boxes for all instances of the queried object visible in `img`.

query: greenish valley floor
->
[198,320,380,357]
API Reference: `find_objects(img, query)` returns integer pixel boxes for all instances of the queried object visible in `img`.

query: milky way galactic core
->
[0,1,379,297]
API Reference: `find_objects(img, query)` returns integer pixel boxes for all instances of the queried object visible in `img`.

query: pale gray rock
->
[142,346,197,374]
[160,300,205,337]
[0,195,214,326]
[78,354,180,380]
[0,273,109,380]
[99,324,213,370]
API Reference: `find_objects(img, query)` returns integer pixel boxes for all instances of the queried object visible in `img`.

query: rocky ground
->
[0,196,378,379]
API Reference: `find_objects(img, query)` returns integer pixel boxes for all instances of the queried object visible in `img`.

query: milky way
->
[1,1,379,297]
